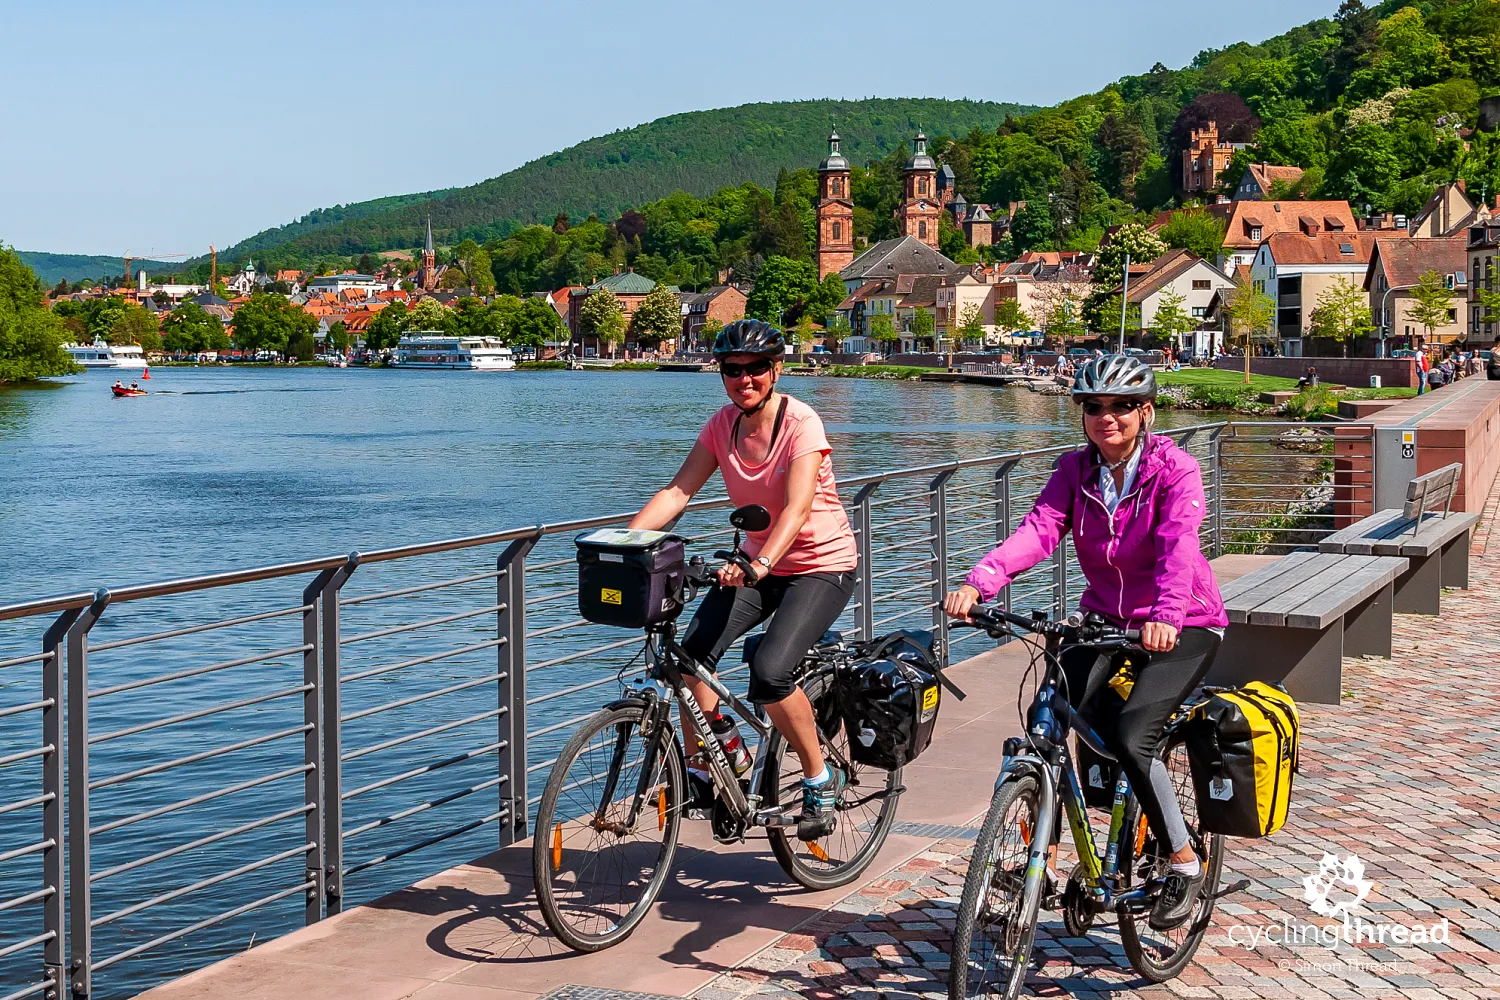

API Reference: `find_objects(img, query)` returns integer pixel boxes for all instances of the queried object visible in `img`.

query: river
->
[0,366,1222,998]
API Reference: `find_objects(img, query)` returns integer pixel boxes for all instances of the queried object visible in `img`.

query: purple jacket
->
[964,434,1228,632]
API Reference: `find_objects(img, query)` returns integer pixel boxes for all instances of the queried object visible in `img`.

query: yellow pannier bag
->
[1184,681,1300,838]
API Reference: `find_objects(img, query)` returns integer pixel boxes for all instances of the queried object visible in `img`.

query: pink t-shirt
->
[696,395,858,575]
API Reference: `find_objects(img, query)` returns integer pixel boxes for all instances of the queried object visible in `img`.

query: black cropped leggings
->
[680,570,855,704]
[1058,627,1221,852]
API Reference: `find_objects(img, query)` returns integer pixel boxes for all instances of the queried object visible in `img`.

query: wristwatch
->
[754,556,772,578]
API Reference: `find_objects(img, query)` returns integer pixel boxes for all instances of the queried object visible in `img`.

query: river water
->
[0,367,1220,997]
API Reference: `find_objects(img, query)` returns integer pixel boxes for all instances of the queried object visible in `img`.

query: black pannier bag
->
[1074,735,1120,810]
[575,528,687,629]
[836,630,947,771]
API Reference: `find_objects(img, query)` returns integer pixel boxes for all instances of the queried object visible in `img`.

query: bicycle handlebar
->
[961,605,1142,646]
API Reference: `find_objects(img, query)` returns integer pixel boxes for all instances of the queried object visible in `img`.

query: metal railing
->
[0,419,1370,997]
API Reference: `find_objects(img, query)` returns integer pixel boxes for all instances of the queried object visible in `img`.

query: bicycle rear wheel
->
[949,774,1045,1000]
[1117,731,1224,982]
[763,670,901,890]
[532,702,684,952]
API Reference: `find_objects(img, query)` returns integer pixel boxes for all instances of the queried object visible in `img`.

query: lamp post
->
[1118,252,1131,354]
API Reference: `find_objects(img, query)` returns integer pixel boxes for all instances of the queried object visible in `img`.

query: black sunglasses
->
[1081,399,1143,417]
[720,358,775,379]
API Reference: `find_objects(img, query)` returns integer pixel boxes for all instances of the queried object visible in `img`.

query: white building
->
[1119,249,1236,354]
[306,273,385,298]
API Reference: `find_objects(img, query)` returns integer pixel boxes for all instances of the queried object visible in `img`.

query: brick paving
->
[695,490,1500,999]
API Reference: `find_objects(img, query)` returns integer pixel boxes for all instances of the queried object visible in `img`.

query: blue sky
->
[1,0,1337,256]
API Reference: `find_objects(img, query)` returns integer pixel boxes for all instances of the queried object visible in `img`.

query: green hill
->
[215,98,1034,263]
[18,252,179,286]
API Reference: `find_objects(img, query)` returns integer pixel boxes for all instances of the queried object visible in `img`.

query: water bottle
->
[710,713,752,776]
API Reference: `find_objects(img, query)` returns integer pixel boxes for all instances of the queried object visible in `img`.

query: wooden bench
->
[1318,463,1479,615]
[1208,551,1408,705]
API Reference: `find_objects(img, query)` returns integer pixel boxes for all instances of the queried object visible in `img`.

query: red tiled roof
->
[1225,200,1358,247]
[1363,235,1468,291]
[1263,231,1378,266]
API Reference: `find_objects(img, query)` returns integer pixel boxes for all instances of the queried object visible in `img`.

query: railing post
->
[66,589,110,1000]
[1212,429,1225,557]
[929,471,955,668]
[299,568,334,926]
[497,534,540,847]
[41,608,80,1000]
[852,484,878,642]
[993,461,1018,622]
[318,554,360,916]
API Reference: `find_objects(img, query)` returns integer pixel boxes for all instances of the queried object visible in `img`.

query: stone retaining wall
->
[1214,355,1420,387]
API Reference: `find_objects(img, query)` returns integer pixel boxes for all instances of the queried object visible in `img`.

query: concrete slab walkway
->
[139,518,1500,999]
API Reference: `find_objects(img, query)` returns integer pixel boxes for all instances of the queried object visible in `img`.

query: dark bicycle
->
[532,505,905,952]
[947,606,1247,1000]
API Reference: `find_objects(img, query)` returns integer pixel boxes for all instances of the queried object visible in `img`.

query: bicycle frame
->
[997,633,1155,913]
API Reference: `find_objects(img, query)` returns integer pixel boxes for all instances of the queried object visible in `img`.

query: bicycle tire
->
[949,774,1045,1000]
[1117,731,1224,982]
[532,702,684,952]
[763,670,901,890]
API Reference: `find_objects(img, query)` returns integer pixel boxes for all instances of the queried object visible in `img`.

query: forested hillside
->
[19,253,178,286]
[213,99,1033,264]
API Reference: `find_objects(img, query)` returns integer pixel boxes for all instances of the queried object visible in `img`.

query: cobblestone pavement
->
[695,504,1500,998]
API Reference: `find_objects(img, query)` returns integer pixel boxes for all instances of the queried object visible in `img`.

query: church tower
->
[815,131,855,280]
[419,218,438,291]
[897,131,941,249]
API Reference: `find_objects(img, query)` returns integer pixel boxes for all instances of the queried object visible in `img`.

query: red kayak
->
[111,386,147,397]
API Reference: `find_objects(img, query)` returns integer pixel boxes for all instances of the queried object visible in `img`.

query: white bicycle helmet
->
[1071,354,1156,401]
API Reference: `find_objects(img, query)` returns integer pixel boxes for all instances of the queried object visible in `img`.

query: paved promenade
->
[144,488,1500,1000]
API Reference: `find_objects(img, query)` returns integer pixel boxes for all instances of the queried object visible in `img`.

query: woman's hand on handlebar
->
[1140,621,1178,653]
[943,584,982,621]
[716,559,763,588]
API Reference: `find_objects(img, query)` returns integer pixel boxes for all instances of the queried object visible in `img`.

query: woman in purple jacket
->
[943,353,1228,931]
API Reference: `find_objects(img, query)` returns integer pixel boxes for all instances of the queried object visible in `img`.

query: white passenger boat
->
[66,339,149,369]
[392,333,516,370]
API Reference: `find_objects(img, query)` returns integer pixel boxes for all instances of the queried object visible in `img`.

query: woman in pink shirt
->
[629,320,857,837]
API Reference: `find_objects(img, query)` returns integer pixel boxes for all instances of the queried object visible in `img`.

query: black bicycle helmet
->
[713,318,786,359]
[1072,353,1157,401]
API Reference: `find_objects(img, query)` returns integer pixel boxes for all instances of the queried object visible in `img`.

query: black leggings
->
[1059,627,1220,850]
[680,570,855,704]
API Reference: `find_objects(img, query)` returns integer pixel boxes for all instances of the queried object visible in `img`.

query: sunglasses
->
[720,358,775,379]
[1081,399,1143,417]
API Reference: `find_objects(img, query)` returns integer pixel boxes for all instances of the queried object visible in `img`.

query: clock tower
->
[897,131,941,249]
[815,131,855,279]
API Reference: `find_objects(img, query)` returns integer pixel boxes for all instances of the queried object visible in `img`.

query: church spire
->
[425,218,434,255]
[420,218,438,291]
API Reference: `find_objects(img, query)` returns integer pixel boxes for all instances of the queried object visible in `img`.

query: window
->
[1448,309,1458,323]
[832,221,841,241]
[1338,243,1355,255]
[919,221,928,239]
[1192,306,1207,317]
[1250,226,1263,241]
[917,178,926,195]
[1192,279,1211,290]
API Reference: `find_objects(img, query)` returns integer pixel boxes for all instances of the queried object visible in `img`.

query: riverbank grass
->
[1156,369,1299,393]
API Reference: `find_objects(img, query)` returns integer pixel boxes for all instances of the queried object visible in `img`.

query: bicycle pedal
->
[685,806,713,821]
[796,817,835,842]
[1042,892,1065,911]
[754,807,798,828]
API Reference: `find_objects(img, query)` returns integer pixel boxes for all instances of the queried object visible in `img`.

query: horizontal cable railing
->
[1,418,1377,997]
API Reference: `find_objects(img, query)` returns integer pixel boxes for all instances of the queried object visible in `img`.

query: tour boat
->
[67,339,149,369]
[391,333,516,370]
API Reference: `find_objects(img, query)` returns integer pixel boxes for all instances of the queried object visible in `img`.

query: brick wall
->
[1213,356,1420,387]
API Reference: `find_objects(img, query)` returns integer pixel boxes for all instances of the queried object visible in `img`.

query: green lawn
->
[1336,386,1419,399]
[1156,368,1299,393]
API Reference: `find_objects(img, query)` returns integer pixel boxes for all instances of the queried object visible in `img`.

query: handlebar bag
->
[575,528,686,629]
[835,630,942,771]
[1183,681,1300,838]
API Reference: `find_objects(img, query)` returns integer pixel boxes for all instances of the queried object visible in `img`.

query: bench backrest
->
[1403,462,1463,520]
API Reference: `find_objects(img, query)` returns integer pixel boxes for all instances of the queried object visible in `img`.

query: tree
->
[326,321,351,354]
[699,316,725,352]
[1032,280,1085,342]
[956,302,986,346]
[824,314,851,352]
[1158,210,1229,263]
[287,328,317,362]
[109,303,161,351]
[1308,277,1375,357]
[746,255,817,325]
[510,298,564,357]
[993,297,1029,340]
[868,313,899,355]
[1096,295,1142,346]
[1150,288,1199,347]
[579,287,626,357]
[805,273,849,325]
[0,247,78,382]
[160,302,224,355]
[632,283,680,348]
[365,301,408,352]
[230,293,316,356]
[1009,202,1056,254]
[1407,269,1455,345]
[1223,283,1275,382]
[907,306,935,349]
[407,297,452,332]
[1094,224,1168,292]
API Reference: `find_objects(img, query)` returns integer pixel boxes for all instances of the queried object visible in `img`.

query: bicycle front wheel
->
[532,702,684,952]
[1117,731,1224,982]
[763,670,901,890]
[949,774,1045,1000]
